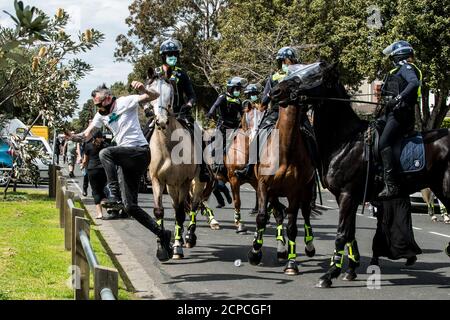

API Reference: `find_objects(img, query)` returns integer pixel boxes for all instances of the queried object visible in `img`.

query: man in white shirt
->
[70,82,173,261]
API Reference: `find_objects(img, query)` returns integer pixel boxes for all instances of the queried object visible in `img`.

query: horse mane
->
[311,63,367,158]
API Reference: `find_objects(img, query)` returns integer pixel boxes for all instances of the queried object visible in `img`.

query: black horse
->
[270,62,450,288]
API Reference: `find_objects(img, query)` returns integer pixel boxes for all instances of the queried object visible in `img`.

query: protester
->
[63,131,78,178]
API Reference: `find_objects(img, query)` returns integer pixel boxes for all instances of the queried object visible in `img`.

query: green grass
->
[0,189,133,300]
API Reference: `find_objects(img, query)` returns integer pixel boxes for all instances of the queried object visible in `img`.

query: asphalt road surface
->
[68,167,450,300]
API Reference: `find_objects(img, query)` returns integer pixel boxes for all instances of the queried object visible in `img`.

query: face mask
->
[233,91,240,97]
[250,95,258,102]
[282,63,289,73]
[166,56,177,66]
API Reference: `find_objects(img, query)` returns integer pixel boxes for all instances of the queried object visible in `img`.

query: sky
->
[0,0,134,115]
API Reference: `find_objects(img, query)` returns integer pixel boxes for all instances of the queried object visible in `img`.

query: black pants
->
[379,112,404,151]
[83,172,89,193]
[213,180,231,206]
[99,145,162,237]
[88,168,107,205]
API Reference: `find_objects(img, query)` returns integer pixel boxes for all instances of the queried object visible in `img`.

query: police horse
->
[271,61,450,286]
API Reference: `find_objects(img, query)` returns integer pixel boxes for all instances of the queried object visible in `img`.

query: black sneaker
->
[102,198,125,211]
[82,190,88,197]
[157,230,173,262]
[102,209,120,220]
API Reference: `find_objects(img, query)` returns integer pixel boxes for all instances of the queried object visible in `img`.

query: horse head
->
[145,67,173,129]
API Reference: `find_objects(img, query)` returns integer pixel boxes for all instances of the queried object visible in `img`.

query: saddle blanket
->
[399,134,425,173]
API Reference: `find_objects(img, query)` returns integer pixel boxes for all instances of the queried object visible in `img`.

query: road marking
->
[62,168,83,194]
[429,231,450,238]
[413,227,422,230]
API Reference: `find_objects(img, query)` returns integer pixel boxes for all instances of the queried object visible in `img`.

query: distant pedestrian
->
[213,179,232,208]
[64,131,78,178]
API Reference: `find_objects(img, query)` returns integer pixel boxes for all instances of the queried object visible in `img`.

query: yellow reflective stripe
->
[272,72,286,82]
[304,225,314,243]
[156,219,163,226]
[256,228,265,244]
[288,240,296,260]
[175,224,182,240]
[226,97,239,103]
[276,225,284,242]
[409,63,422,98]
[188,211,196,227]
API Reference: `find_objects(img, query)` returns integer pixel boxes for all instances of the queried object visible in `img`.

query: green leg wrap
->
[276,225,285,244]
[288,240,296,260]
[174,223,183,241]
[304,224,314,244]
[188,211,196,228]
[330,249,345,268]
[346,240,360,264]
[156,219,164,229]
[253,228,265,250]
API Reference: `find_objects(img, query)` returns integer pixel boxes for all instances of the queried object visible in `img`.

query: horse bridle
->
[146,76,173,129]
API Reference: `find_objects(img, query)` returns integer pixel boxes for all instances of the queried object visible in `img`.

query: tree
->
[115,0,227,110]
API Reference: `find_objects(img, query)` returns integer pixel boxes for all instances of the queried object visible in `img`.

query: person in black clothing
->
[213,179,232,208]
[79,139,90,197]
[378,40,422,199]
[143,38,210,182]
[81,130,109,219]
[207,77,247,169]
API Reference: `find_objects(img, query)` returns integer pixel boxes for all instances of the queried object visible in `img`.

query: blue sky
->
[0,0,134,115]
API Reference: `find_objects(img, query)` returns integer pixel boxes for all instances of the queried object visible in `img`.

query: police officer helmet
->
[383,40,414,64]
[244,83,261,96]
[276,47,298,63]
[226,77,248,89]
[159,39,182,56]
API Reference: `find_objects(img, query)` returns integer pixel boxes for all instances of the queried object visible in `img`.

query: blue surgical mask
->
[166,56,177,66]
[250,95,258,102]
[233,91,240,97]
[282,63,289,73]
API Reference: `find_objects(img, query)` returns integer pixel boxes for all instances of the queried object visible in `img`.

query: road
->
[67,167,450,300]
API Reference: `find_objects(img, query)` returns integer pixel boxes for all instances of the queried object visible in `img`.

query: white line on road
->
[429,231,450,238]
[413,227,422,230]
[62,168,83,194]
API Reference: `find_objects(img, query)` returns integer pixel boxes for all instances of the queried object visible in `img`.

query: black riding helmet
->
[244,83,262,99]
[383,40,414,65]
[276,46,298,69]
[159,39,182,64]
[226,77,248,95]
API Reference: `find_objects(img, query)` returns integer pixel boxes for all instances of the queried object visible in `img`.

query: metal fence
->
[55,170,118,300]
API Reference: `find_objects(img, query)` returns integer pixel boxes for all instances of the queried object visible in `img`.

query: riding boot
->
[378,147,399,199]
[234,164,254,180]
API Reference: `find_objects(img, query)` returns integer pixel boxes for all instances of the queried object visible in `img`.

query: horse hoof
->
[305,246,316,258]
[248,249,262,266]
[185,233,197,249]
[236,223,248,234]
[342,271,357,281]
[431,215,438,222]
[172,246,184,259]
[209,219,220,230]
[284,260,299,275]
[445,243,450,257]
[316,278,332,288]
[277,250,288,262]
[156,248,170,262]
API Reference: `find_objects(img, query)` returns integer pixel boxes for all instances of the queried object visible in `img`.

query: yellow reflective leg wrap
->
[304,224,314,244]
[276,225,285,243]
[346,240,359,263]
[256,228,265,245]
[174,224,182,240]
[156,219,163,227]
[330,250,345,268]
[188,211,196,228]
[288,240,296,260]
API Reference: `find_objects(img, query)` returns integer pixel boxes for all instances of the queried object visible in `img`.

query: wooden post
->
[74,217,90,300]
[71,205,85,267]
[61,189,74,229]
[55,173,62,208]
[94,266,118,300]
[48,164,58,198]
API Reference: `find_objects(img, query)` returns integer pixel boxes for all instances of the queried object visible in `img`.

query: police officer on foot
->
[70,83,173,261]
[378,40,422,199]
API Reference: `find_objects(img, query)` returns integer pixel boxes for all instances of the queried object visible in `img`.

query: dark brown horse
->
[271,62,450,287]
[247,101,317,275]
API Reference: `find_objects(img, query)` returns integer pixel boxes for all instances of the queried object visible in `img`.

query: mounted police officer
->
[234,46,298,180]
[207,76,247,137]
[149,38,210,181]
[378,40,422,199]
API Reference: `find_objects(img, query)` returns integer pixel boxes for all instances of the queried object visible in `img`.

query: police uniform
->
[207,94,243,133]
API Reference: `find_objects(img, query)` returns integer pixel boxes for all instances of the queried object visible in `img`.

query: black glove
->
[387,94,402,109]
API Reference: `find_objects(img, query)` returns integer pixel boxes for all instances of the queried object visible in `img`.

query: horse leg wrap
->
[330,249,345,269]
[234,210,241,224]
[288,240,297,260]
[188,211,197,229]
[174,223,183,241]
[156,219,164,229]
[304,224,314,244]
[276,225,286,245]
[346,240,360,267]
[253,228,265,250]
[204,206,215,223]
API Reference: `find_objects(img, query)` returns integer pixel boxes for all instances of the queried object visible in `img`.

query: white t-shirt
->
[92,95,148,147]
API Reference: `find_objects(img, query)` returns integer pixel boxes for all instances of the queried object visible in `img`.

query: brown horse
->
[271,62,450,286]
[247,102,317,275]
